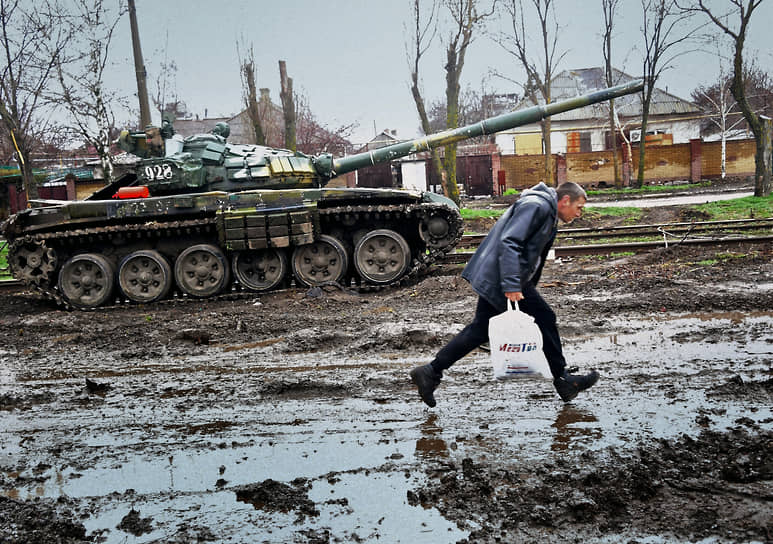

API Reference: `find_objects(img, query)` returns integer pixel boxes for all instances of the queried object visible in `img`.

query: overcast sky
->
[110,0,773,146]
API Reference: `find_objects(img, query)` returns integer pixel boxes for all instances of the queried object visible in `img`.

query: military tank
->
[2,80,642,309]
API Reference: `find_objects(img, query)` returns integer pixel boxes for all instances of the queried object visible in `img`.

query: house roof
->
[517,67,701,121]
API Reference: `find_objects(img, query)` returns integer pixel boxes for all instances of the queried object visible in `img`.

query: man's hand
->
[505,291,523,302]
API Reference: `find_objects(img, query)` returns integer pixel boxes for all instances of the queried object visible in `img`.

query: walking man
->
[410,181,598,407]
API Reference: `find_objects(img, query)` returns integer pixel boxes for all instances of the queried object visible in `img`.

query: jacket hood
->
[520,182,557,213]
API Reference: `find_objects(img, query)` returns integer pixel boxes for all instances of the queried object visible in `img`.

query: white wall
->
[401,161,427,192]
[495,133,515,155]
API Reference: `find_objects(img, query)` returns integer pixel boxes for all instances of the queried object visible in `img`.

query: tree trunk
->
[623,138,633,186]
[720,133,727,179]
[243,61,265,145]
[635,104,650,189]
[279,61,296,152]
[755,117,772,196]
[608,98,621,187]
[541,118,553,185]
[20,156,37,202]
[443,46,461,205]
[727,27,770,196]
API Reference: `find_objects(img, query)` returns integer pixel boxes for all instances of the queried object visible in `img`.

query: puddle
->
[74,472,464,543]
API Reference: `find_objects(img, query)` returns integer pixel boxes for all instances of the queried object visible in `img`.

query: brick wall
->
[701,140,756,177]
[631,142,691,181]
[500,154,555,189]
[565,150,618,185]
[500,138,756,190]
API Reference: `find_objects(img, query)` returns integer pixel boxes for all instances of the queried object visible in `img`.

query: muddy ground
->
[0,195,771,543]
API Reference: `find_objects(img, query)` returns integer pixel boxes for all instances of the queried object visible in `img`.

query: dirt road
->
[0,230,771,542]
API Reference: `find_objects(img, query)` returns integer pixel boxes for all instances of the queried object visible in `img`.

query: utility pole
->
[128,0,151,129]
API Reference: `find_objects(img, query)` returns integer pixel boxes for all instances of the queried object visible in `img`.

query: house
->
[494,68,703,155]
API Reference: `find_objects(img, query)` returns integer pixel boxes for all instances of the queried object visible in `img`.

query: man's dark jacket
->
[461,182,558,312]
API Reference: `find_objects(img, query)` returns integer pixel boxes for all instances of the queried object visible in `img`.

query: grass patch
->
[462,194,770,229]
[716,251,744,259]
[0,241,10,280]
[582,206,644,225]
[693,195,773,220]
[461,208,505,220]
[586,181,711,196]
[560,235,657,245]
[696,252,749,267]
[586,206,642,216]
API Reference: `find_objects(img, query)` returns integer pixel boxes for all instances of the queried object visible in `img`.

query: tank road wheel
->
[291,234,348,287]
[9,238,58,285]
[420,213,453,249]
[118,250,173,303]
[58,253,115,309]
[354,229,411,285]
[232,249,287,292]
[174,244,230,298]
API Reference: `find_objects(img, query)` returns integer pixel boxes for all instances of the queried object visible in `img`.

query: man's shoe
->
[554,369,599,402]
[410,364,442,407]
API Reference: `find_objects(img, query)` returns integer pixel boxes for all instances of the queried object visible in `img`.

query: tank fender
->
[421,190,459,209]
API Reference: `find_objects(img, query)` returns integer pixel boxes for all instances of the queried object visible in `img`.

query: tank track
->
[8,201,462,309]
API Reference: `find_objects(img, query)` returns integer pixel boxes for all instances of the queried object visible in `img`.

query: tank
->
[2,80,643,309]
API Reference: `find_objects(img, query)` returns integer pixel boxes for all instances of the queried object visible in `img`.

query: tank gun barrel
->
[322,79,643,179]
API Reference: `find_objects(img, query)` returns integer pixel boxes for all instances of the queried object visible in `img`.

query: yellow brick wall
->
[565,151,619,185]
[701,140,756,177]
[631,143,691,180]
[499,139,756,189]
[500,155,555,189]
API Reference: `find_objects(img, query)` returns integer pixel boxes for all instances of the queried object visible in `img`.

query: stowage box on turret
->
[2,80,642,309]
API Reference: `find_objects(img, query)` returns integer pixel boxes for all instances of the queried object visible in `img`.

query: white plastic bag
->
[488,300,552,380]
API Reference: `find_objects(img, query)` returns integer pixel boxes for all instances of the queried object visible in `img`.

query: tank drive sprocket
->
[8,237,58,286]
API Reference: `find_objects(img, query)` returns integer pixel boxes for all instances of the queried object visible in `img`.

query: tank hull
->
[3,187,462,308]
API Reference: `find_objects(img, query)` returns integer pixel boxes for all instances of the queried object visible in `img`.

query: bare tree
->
[0,0,71,200]
[497,0,567,186]
[279,60,296,152]
[426,83,499,143]
[150,31,185,122]
[602,0,623,186]
[693,63,773,135]
[406,0,495,204]
[294,90,355,156]
[440,0,497,202]
[686,0,770,196]
[237,42,265,145]
[406,0,445,194]
[613,106,636,184]
[692,62,746,179]
[51,0,128,183]
[636,0,694,188]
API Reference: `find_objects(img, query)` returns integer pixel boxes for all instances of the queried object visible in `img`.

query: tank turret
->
[2,80,643,309]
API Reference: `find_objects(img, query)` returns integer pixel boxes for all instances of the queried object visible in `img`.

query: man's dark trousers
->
[429,284,567,378]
